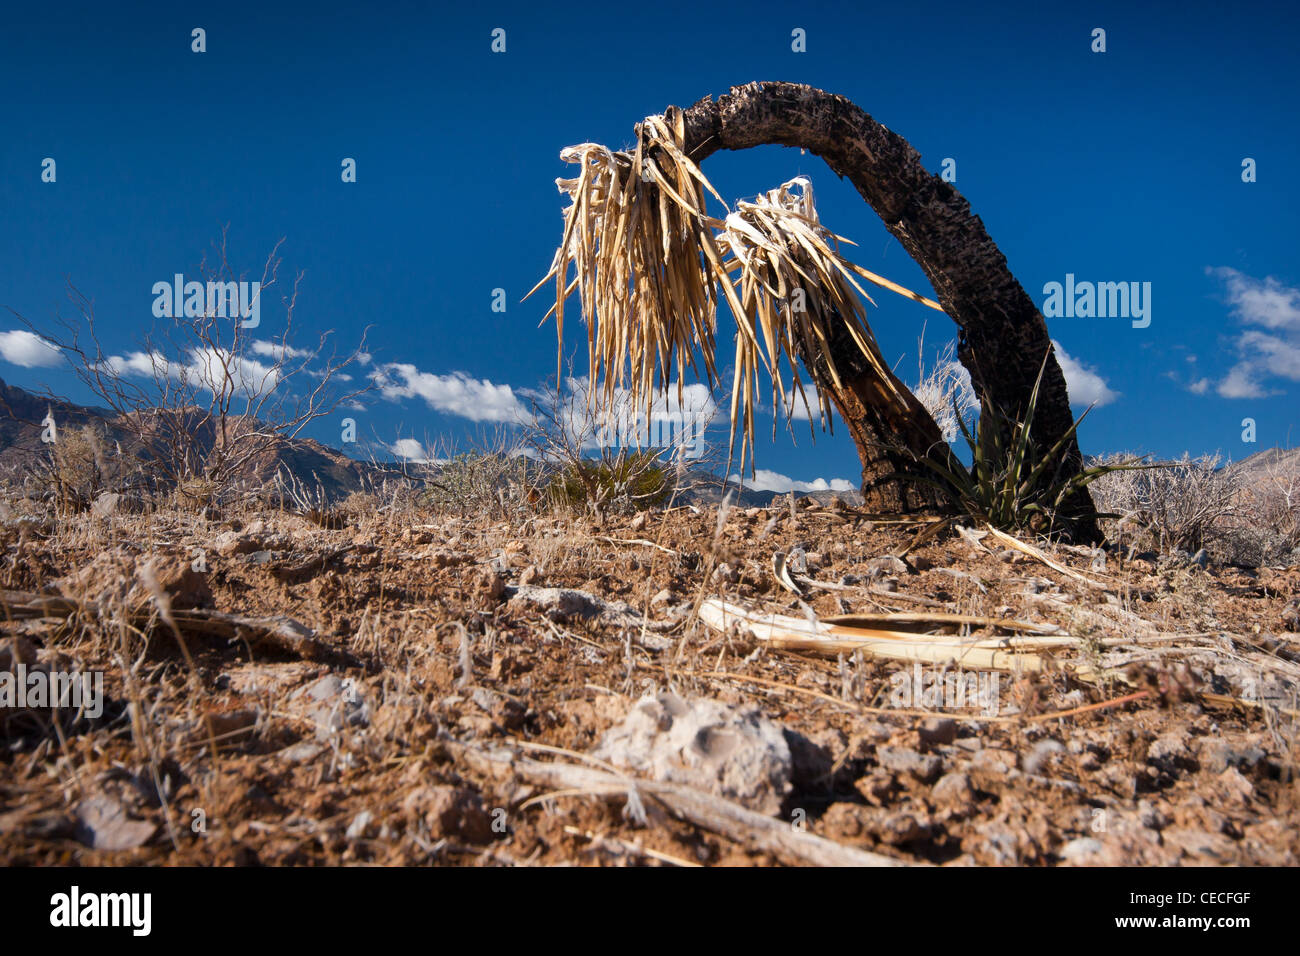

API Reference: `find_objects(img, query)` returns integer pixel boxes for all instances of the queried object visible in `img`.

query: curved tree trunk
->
[673,82,1100,540]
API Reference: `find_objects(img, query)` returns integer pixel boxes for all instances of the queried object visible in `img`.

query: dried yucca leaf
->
[527,113,945,474]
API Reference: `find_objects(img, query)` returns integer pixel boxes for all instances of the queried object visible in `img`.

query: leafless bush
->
[1090,452,1242,555]
[1232,452,1300,565]
[28,423,138,515]
[14,230,372,509]
[912,337,976,444]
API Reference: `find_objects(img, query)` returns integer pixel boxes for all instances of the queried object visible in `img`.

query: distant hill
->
[1227,446,1300,484]
[0,377,376,500]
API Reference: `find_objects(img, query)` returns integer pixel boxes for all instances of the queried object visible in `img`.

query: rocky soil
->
[1,496,1297,866]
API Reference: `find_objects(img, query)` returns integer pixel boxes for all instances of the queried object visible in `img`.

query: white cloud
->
[373,364,527,423]
[1051,341,1118,407]
[249,340,315,361]
[1217,362,1268,399]
[782,380,824,421]
[103,351,165,378]
[1238,329,1300,381]
[525,377,720,454]
[1187,377,1210,395]
[390,438,432,462]
[0,330,61,368]
[103,347,282,397]
[730,468,855,495]
[1208,267,1300,332]
[1208,268,1300,398]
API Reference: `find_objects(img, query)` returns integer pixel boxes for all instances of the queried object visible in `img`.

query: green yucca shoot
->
[891,355,1151,536]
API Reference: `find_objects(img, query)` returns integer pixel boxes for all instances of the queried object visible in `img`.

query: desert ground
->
[2,489,1297,867]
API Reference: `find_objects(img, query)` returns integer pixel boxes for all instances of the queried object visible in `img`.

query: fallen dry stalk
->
[448,740,913,867]
[699,599,1072,672]
[985,526,1109,590]
[1,589,340,662]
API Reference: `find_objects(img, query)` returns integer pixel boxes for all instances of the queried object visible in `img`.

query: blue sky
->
[1,1,1297,491]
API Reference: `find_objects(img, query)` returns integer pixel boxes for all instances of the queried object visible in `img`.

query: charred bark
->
[673,82,1099,539]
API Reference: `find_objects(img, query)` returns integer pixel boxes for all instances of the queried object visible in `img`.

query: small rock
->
[59,551,212,611]
[877,745,942,783]
[1196,736,1265,775]
[404,786,494,843]
[650,588,677,608]
[1059,836,1104,863]
[214,530,263,557]
[854,770,894,806]
[970,748,1016,776]
[287,675,369,740]
[865,555,909,578]
[429,549,469,568]
[476,568,506,603]
[193,708,260,752]
[345,810,373,840]
[1023,739,1066,775]
[878,811,928,845]
[930,772,973,811]
[1134,799,1166,830]
[1281,598,1299,629]
[1216,767,1254,804]
[73,794,156,851]
[1146,730,1190,771]
[1162,827,1238,863]
[711,562,739,585]
[592,693,793,814]
[276,741,324,765]
[918,717,956,748]
[519,564,542,587]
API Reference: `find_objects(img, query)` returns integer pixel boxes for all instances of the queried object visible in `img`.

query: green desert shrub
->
[549,450,673,513]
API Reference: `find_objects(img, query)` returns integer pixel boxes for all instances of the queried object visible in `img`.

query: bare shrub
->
[393,430,540,520]
[1090,452,1245,557]
[15,230,371,508]
[522,378,722,516]
[912,337,977,444]
[29,423,136,514]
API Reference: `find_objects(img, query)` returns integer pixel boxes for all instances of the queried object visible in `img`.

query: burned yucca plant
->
[526,107,943,478]
[711,175,943,473]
